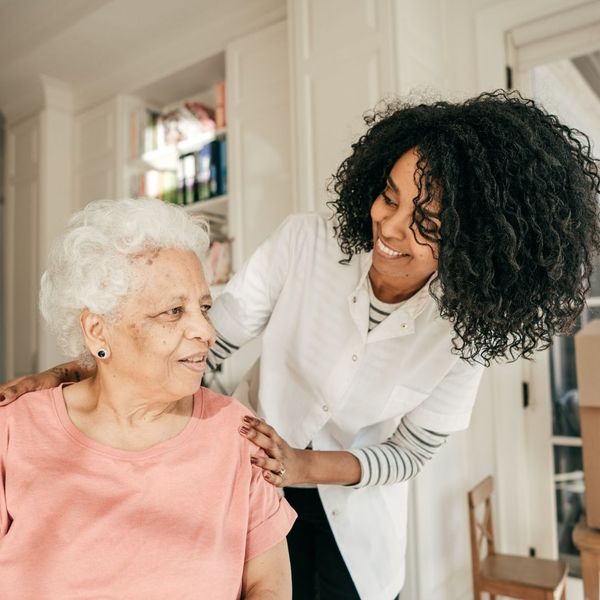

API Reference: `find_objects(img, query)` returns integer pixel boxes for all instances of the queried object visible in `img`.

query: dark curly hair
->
[328,90,600,365]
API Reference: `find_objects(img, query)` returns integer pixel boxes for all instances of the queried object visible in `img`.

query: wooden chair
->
[467,476,568,600]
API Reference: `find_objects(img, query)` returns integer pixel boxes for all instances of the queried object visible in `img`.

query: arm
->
[0,361,94,405]
[241,415,446,487]
[241,539,292,600]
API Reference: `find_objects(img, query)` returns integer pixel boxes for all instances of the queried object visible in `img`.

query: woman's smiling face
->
[369,148,440,300]
[102,248,216,401]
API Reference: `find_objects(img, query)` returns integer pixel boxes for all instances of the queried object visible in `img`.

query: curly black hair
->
[328,90,600,365]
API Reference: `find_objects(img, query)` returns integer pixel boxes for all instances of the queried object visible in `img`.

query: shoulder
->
[277,212,333,245]
[1,388,55,417]
[0,388,56,439]
[198,387,254,424]
[197,387,263,458]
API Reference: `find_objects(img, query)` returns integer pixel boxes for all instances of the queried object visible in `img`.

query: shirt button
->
[322,404,329,412]
[400,323,407,329]
[352,354,358,361]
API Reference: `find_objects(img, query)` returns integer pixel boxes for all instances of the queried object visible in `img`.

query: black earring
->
[97,348,108,359]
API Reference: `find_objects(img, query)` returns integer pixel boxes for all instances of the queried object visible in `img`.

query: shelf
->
[552,436,583,447]
[183,195,228,216]
[130,127,227,173]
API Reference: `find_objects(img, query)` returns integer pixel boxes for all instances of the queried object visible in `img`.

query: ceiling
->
[0,0,284,121]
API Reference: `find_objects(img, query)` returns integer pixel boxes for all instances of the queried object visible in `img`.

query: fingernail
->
[0,395,5,403]
[243,415,253,424]
[239,426,249,435]
[250,457,257,464]
[264,472,271,479]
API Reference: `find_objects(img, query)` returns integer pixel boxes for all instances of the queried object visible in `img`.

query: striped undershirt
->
[205,284,450,488]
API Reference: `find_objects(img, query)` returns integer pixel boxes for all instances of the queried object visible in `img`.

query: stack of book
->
[177,135,227,205]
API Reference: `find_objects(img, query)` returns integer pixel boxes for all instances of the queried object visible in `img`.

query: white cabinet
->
[226,20,294,271]
[289,0,396,213]
[5,79,75,376]
[5,117,39,378]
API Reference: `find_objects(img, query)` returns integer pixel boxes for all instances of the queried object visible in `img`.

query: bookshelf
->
[127,84,227,211]
[124,68,231,289]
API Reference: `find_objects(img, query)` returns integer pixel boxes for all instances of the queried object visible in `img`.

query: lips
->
[376,237,410,258]
[178,352,207,373]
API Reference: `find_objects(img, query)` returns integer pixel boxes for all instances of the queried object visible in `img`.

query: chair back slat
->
[468,475,494,508]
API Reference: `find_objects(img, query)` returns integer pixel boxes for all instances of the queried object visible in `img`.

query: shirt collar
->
[353,251,437,317]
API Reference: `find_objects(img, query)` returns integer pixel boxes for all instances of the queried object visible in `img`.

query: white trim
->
[476,0,595,90]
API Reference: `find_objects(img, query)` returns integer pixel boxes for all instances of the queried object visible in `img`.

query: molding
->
[475,0,595,90]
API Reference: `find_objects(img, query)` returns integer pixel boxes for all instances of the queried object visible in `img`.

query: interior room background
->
[1,1,599,598]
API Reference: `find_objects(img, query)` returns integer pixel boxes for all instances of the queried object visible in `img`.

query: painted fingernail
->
[239,426,249,435]
[250,457,257,464]
[243,415,253,424]
[0,395,5,403]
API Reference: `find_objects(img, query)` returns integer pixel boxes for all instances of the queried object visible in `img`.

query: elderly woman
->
[0,198,295,598]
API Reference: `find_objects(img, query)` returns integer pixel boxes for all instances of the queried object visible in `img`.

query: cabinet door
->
[226,20,294,271]
[288,0,396,213]
[5,117,39,378]
[220,21,294,394]
[73,100,118,208]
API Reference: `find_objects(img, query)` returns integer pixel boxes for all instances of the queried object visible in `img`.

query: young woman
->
[2,90,599,599]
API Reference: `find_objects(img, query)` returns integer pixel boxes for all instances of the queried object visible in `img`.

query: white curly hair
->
[39,198,210,366]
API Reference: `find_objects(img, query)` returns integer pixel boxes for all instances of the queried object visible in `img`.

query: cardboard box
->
[575,320,600,529]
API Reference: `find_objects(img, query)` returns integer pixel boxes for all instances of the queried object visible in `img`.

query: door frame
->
[475,0,600,557]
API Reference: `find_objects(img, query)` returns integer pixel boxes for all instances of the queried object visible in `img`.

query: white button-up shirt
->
[210,213,484,599]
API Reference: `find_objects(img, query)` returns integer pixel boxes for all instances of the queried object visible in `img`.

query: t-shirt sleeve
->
[406,359,485,433]
[245,462,297,562]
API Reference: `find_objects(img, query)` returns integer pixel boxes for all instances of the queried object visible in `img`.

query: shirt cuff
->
[347,448,371,489]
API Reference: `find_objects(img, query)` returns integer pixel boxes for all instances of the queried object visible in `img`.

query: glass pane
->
[549,276,600,577]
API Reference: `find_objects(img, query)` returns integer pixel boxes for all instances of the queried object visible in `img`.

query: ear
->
[80,309,110,357]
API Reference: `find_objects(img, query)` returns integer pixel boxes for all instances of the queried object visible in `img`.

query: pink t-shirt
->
[0,385,296,599]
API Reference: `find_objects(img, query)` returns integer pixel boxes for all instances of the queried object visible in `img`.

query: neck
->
[368,268,431,304]
[68,372,192,428]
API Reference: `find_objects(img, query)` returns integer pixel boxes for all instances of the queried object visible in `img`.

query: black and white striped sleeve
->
[348,417,449,488]
[205,332,240,371]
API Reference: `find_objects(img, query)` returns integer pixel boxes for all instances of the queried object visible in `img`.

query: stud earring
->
[97,348,109,359]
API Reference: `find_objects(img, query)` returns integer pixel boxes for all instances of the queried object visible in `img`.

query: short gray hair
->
[39,198,210,366]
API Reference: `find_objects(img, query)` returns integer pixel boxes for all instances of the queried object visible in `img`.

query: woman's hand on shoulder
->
[0,361,90,406]
[239,416,308,487]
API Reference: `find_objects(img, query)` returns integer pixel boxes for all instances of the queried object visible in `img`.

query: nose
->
[186,309,216,346]
[380,204,412,241]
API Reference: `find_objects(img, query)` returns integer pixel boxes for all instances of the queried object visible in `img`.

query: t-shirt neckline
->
[52,383,204,461]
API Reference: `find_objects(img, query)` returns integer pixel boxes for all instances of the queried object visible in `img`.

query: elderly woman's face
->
[104,248,216,399]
